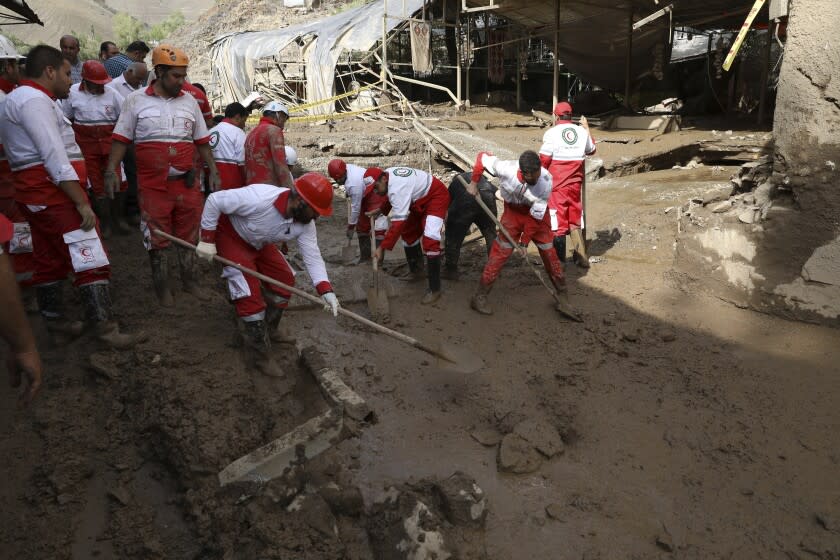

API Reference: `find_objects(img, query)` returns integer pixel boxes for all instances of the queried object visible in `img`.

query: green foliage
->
[113,12,148,47]
[149,11,185,42]
[76,30,103,60]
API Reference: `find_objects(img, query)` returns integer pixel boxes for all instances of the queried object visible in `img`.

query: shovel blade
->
[367,286,391,322]
[434,341,484,374]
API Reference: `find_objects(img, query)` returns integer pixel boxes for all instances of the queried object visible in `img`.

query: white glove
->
[196,241,217,262]
[322,292,340,317]
[530,200,547,220]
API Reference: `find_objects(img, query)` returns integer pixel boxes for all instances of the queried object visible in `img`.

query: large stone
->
[497,433,543,474]
[512,418,565,458]
[436,471,488,527]
[801,236,840,286]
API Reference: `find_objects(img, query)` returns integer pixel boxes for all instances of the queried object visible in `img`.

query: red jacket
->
[244,117,291,187]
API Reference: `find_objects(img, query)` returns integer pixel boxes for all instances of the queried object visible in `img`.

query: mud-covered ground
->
[1,113,839,559]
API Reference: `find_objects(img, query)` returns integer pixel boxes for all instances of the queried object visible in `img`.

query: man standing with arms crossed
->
[106,45,220,306]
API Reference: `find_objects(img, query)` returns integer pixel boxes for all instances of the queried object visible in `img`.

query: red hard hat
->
[553,101,573,116]
[327,159,346,181]
[363,167,384,184]
[81,60,112,85]
[295,172,334,216]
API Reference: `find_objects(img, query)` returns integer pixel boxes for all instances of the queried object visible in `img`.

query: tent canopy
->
[0,0,42,25]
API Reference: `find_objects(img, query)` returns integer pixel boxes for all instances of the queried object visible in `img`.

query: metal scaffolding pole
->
[624,6,633,108]
[552,0,559,106]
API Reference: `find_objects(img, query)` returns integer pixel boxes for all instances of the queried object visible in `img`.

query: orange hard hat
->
[81,60,111,85]
[327,159,346,181]
[294,172,334,216]
[152,45,189,67]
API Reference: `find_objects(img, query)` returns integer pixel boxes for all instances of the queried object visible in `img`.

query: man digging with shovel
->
[194,173,341,377]
[467,150,578,319]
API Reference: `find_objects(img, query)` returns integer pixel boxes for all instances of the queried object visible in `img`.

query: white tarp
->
[210,0,424,115]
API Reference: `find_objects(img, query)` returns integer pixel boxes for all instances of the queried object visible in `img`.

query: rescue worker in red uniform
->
[0,35,35,292]
[327,158,389,263]
[195,173,339,378]
[106,45,221,306]
[244,101,294,189]
[0,46,140,347]
[539,101,596,268]
[367,166,450,304]
[467,150,577,318]
[183,81,214,129]
[61,60,128,238]
[208,102,248,190]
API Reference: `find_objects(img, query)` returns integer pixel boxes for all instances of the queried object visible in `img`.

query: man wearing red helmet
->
[539,101,596,268]
[327,158,388,262]
[106,45,221,306]
[195,173,340,378]
[61,60,128,238]
[366,166,450,304]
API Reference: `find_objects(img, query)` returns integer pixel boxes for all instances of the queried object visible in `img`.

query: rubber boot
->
[551,277,580,321]
[552,236,567,264]
[242,319,284,377]
[266,307,296,344]
[94,197,112,239]
[79,283,144,349]
[149,250,175,307]
[569,228,590,268]
[358,235,372,263]
[470,282,493,315]
[35,282,84,337]
[442,238,460,281]
[402,243,425,282]
[111,192,131,235]
[178,249,211,301]
[421,256,442,304]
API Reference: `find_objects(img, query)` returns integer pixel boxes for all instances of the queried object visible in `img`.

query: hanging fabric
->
[488,29,506,84]
[410,19,433,73]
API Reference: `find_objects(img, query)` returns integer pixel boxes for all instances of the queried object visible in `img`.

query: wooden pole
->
[465,14,471,108]
[382,6,388,94]
[516,42,522,111]
[456,1,462,107]
[624,6,633,109]
[552,0,559,106]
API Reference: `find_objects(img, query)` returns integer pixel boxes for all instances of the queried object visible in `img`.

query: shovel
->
[154,230,483,374]
[366,216,391,321]
[340,200,356,263]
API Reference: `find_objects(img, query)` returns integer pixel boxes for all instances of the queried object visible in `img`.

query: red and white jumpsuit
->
[539,120,596,236]
[244,116,292,188]
[471,153,564,288]
[112,84,210,250]
[199,184,334,321]
[207,119,245,190]
[61,82,126,199]
[344,163,388,241]
[0,78,35,286]
[379,167,450,257]
[0,81,110,287]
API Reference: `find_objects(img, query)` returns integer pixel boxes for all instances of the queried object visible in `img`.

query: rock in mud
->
[436,471,488,527]
[710,200,732,213]
[320,482,365,518]
[512,419,565,458]
[497,433,543,474]
[545,503,565,521]
[470,428,503,447]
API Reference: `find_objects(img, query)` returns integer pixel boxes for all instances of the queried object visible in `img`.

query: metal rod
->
[624,6,633,109]
[552,0,559,106]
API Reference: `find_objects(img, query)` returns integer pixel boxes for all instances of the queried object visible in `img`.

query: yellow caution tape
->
[246,100,402,126]
[245,81,384,124]
[723,0,767,71]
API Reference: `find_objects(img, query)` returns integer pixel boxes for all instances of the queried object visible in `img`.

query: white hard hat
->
[263,101,289,116]
[284,146,297,166]
[0,35,25,61]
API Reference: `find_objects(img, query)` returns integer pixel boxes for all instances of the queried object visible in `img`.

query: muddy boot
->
[36,282,84,338]
[358,234,372,263]
[266,307,296,344]
[569,229,590,269]
[94,197,112,239]
[421,256,442,304]
[470,282,493,315]
[149,249,175,307]
[111,192,131,235]
[551,278,581,322]
[552,236,567,264]
[401,243,425,282]
[442,240,460,280]
[178,249,211,301]
[242,319,284,377]
[79,283,144,348]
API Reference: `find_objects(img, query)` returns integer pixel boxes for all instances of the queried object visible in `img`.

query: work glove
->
[346,224,355,240]
[530,200,547,221]
[322,292,340,317]
[196,241,218,262]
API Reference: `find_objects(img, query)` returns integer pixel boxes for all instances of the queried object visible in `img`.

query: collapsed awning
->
[211,0,425,115]
[0,0,42,25]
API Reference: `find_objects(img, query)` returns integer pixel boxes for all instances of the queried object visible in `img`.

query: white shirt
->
[113,87,209,145]
[208,120,245,165]
[110,73,140,98]
[0,84,82,181]
[342,163,367,226]
[539,122,596,162]
[61,83,124,127]
[384,166,432,221]
[201,184,330,289]
[478,154,551,205]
